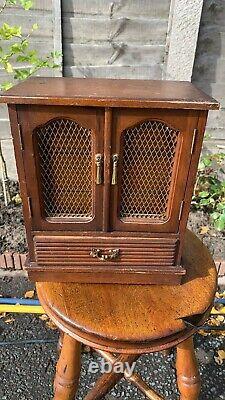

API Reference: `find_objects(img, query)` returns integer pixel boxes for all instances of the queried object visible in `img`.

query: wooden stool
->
[37,231,217,400]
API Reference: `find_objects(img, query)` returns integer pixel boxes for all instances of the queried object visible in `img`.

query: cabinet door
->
[18,105,104,231]
[110,109,199,232]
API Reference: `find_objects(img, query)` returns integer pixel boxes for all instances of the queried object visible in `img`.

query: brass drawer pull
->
[111,154,119,185]
[90,248,120,261]
[95,154,103,184]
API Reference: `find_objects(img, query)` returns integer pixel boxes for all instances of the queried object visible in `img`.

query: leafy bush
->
[0,0,61,91]
[0,0,61,205]
[192,152,225,231]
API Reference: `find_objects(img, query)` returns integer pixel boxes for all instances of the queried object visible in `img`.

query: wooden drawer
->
[34,235,178,268]
[29,235,186,284]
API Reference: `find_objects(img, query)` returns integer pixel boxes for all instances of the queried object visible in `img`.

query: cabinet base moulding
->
[27,262,186,285]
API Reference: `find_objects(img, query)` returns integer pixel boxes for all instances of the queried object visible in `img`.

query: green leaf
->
[19,0,33,10]
[211,212,220,220]
[0,23,22,40]
[199,191,209,198]
[32,23,38,30]
[16,53,34,62]
[215,213,225,231]
[216,202,225,211]
[51,50,62,58]
[204,132,211,140]
[198,161,206,171]
[5,62,13,73]
[14,68,31,80]
[10,43,22,53]
[200,198,211,206]
[0,81,14,91]
[21,39,29,51]
[202,157,212,167]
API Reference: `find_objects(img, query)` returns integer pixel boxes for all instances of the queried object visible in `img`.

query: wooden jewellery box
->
[1,78,219,284]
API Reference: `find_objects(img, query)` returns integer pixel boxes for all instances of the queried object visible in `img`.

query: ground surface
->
[0,276,224,400]
[0,182,26,254]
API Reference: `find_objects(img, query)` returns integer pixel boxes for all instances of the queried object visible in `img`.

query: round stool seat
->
[37,230,217,354]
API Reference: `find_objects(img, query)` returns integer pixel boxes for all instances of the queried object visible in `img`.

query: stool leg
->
[54,333,81,400]
[57,330,64,354]
[176,337,201,400]
[84,354,139,400]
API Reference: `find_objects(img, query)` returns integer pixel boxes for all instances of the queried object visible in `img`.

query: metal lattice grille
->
[120,120,179,221]
[36,118,93,219]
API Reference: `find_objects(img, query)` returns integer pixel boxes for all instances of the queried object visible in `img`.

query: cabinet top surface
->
[0,77,219,110]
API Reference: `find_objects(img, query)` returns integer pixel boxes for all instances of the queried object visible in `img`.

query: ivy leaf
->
[199,198,215,206]
[211,212,221,220]
[199,191,210,198]
[215,213,225,232]
[203,157,212,167]
[217,202,225,211]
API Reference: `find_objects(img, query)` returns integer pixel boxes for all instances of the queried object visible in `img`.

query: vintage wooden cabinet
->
[1,78,219,284]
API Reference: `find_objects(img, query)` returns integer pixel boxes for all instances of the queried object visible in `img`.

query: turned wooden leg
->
[84,354,139,400]
[161,349,172,356]
[54,333,81,400]
[57,331,64,354]
[176,337,201,400]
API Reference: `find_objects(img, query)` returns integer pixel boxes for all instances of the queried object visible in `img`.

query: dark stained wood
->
[7,105,35,259]
[37,230,215,399]
[2,78,219,284]
[17,105,104,232]
[84,353,139,400]
[176,337,201,400]
[54,334,81,400]
[102,108,112,232]
[110,108,199,234]
[177,111,209,263]
[29,233,184,284]
[37,230,217,353]
[95,350,163,400]
[0,77,219,110]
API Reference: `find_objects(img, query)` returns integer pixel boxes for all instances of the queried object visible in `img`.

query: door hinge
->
[27,197,33,219]
[18,123,24,151]
[191,129,198,154]
[179,201,185,221]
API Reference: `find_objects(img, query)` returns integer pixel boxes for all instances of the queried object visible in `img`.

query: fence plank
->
[63,17,168,44]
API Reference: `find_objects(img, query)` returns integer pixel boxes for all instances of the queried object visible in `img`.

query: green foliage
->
[192,152,225,232]
[0,0,61,91]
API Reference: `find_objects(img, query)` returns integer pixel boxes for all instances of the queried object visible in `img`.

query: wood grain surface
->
[37,230,217,351]
[1,77,219,109]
